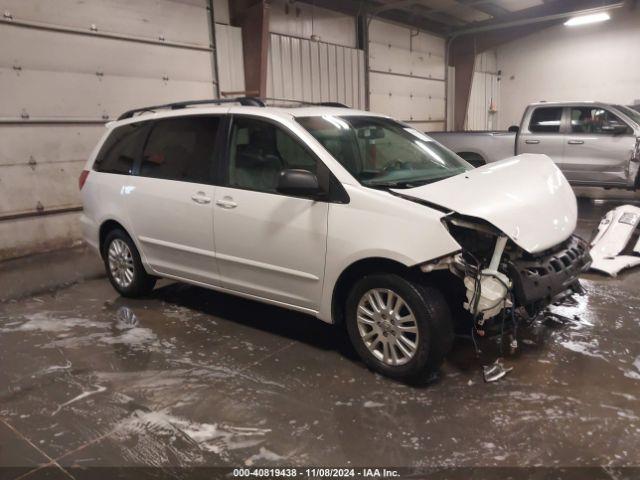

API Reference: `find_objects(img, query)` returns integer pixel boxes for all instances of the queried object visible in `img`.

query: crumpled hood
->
[392,154,577,254]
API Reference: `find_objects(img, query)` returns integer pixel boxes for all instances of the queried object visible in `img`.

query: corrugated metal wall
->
[368,19,446,132]
[215,23,246,96]
[0,0,243,260]
[465,50,500,131]
[269,0,356,49]
[266,33,366,109]
[446,65,455,131]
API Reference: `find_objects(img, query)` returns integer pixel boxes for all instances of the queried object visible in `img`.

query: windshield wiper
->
[365,182,406,189]
[366,180,431,189]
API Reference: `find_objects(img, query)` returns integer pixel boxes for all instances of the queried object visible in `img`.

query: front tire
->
[103,229,156,297]
[345,274,453,381]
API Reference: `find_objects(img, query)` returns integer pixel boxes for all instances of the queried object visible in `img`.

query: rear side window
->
[94,123,148,175]
[529,107,563,133]
[140,116,220,183]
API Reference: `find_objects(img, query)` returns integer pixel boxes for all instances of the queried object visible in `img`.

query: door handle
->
[568,140,585,145]
[191,192,211,204]
[215,197,238,209]
[525,139,540,145]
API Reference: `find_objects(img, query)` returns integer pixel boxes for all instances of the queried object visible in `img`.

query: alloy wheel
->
[356,288,419,366]
[108,238,135,288]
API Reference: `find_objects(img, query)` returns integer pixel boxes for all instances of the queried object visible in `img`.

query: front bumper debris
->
[506,235,591,307]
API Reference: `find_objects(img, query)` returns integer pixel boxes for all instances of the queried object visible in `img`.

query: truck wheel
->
[103,229,156,297]
[458,152,486,168]
[345,274,453,381]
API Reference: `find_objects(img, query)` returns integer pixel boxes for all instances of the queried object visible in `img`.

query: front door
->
[564,106,636,186]
[127,116,222,285]
[213,115,329,311]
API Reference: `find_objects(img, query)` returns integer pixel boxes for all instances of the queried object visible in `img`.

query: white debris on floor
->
[589,204,640,276]
[482,358,513,383]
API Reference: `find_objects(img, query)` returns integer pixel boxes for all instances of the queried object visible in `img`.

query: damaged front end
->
[422,215,592,334]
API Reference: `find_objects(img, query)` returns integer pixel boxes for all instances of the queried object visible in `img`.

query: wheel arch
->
[99,219,131,259]
[331,257,422,327]
[457,151,487,167]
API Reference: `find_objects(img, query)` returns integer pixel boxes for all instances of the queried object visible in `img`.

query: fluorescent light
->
[564,12,610,26]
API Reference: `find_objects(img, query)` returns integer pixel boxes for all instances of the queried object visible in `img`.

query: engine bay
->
[422,214,592,344]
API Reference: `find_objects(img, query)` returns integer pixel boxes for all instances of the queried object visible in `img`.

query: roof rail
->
[315,102,349,108]
[117,97,265,120]
[264,98,351,108]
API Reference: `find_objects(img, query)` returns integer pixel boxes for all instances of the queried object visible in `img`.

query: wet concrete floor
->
[1,195,640,479]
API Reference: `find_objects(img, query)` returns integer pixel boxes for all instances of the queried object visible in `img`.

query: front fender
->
[317,185,462,323]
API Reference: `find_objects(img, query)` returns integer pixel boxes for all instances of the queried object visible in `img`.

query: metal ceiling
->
[303,0,629,36]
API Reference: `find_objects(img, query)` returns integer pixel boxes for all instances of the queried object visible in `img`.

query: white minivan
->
[80,98,591,381]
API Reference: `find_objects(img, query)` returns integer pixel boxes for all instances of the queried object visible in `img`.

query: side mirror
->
[601,122,628,134]
[276,169,321,198]
[508,125,519,133]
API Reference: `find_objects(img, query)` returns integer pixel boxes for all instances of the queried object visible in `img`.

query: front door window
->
[570,107,630,134]
[227,117,317,193]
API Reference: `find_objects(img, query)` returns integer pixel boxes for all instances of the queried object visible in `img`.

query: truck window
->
[529,107,563,133]
[570,107,631,134]
[615,105,640,126]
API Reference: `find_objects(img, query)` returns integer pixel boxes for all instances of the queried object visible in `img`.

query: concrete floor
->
[1,192,640,479]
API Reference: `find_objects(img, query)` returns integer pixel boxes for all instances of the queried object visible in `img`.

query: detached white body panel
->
[589,205,640,276]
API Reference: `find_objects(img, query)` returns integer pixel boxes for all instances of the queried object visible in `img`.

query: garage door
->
[368,19,446,132]
[0,0,242,260]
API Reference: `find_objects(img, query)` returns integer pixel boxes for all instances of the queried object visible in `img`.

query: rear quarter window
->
[94,123,149,175]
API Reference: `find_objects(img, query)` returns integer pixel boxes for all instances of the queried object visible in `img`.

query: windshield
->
[296,115,472,188]
[615,105,640,127]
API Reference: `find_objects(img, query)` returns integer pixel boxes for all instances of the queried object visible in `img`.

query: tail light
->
[79,169,90,190]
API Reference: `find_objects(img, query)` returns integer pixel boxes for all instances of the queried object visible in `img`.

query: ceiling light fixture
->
[564,12,611,26]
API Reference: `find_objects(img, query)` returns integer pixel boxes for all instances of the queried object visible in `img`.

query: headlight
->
[442,214,503,266]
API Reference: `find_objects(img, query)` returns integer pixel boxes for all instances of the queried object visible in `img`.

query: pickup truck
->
[430,101,640,189]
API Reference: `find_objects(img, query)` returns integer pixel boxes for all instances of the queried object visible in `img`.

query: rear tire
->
[103,229,156,297]
[345,274,453,381]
